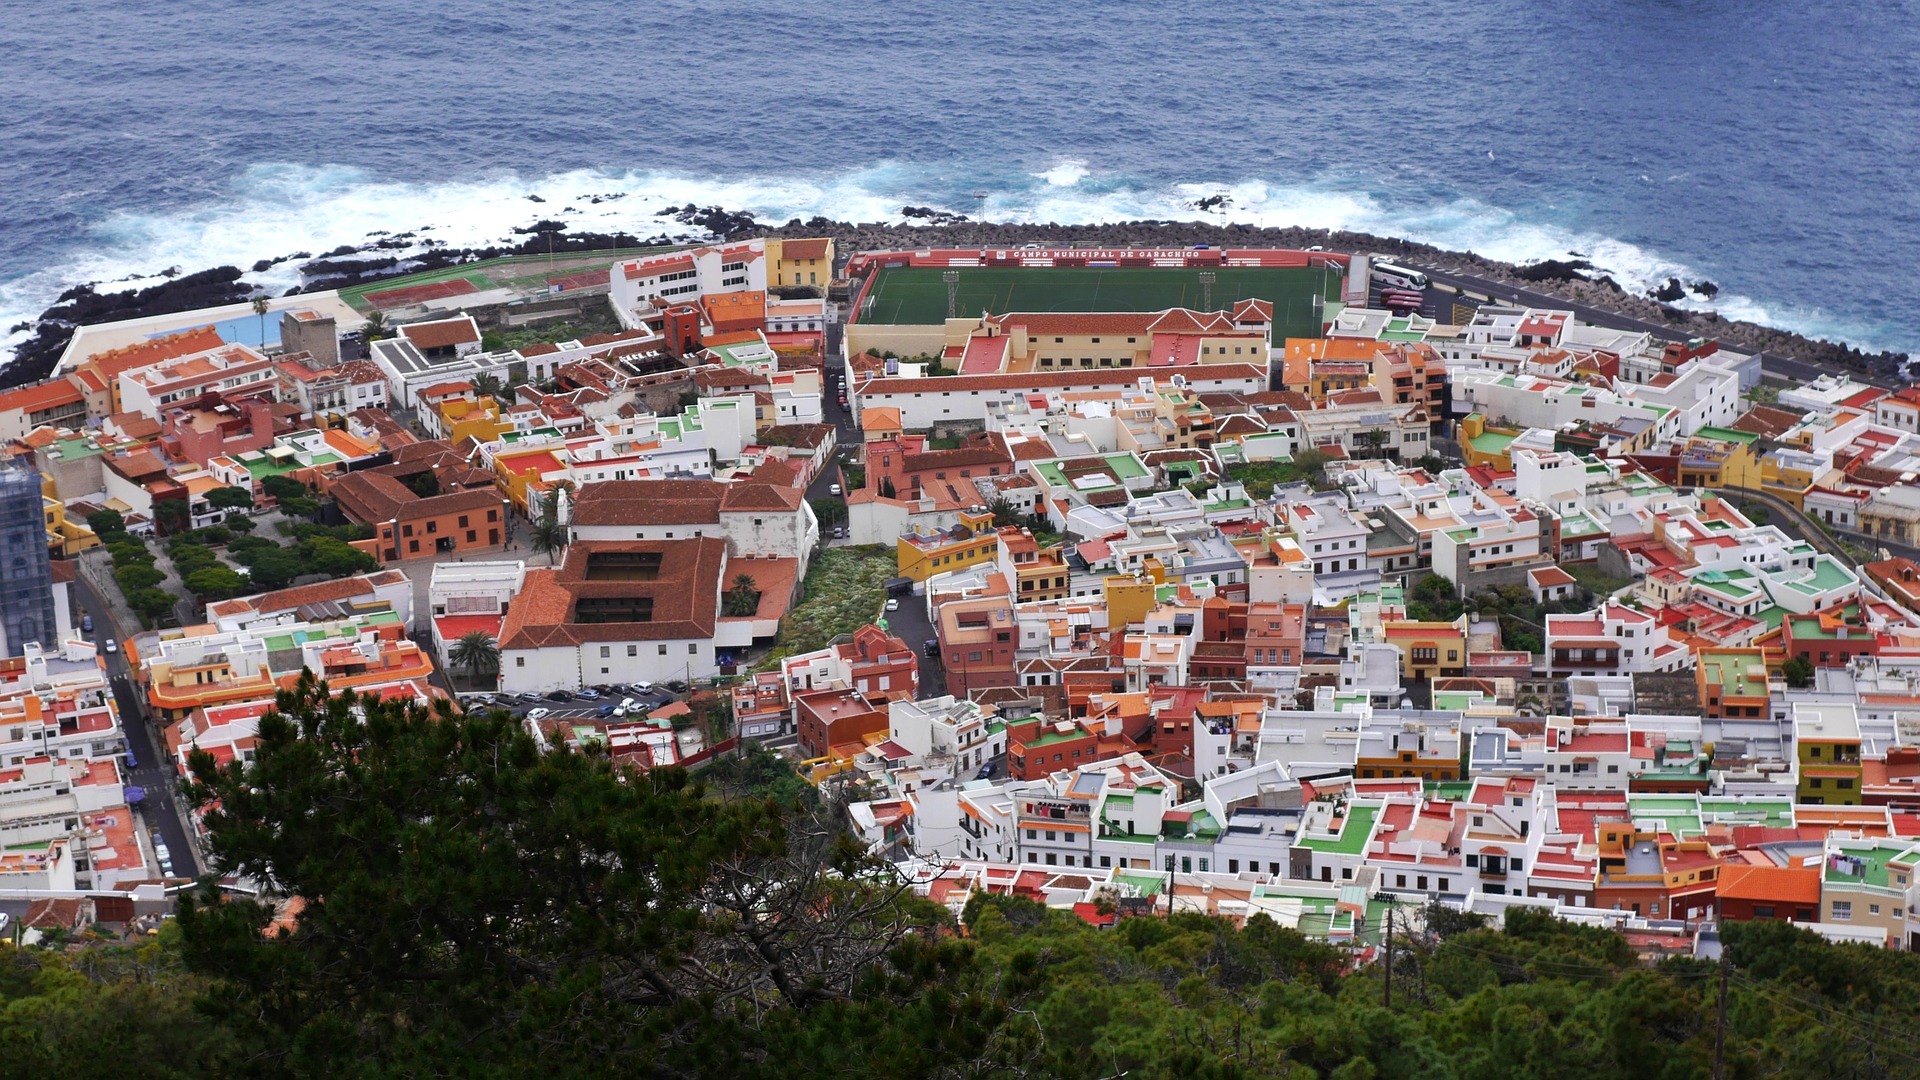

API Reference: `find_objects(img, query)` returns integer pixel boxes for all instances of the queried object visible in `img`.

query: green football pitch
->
[856,265,1338,340]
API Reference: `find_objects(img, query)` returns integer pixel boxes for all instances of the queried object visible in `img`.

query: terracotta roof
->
[332,471,500,524]
[860,363,1266,395]
[1715,863,1820,905]
[571,479,725,526]
[84,327,227,378]
[0,377,84,415]
[498,539,726,648]
[781,238,831,260]
[399,316,481,351]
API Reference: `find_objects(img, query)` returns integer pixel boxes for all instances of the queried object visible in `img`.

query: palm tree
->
[472,372,504,404]
[723,574,760,617]
[448,631,500,686]
[362,310,390,341]
[251,296,271,349]
[529,488,568,563]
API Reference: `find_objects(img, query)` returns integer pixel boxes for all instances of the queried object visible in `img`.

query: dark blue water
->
[4,0,1917,353]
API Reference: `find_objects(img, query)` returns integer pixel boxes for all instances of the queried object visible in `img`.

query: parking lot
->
[472,683,683,721]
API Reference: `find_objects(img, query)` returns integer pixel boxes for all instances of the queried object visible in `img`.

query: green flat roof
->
[1296,804,1378,855]
[1695,426,1760,444]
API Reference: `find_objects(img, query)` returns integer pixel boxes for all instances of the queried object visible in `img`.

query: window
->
[689,643,698,654]
[600,647,611,658]
[659,645,669,655]
[1832,901,1853,921]
[515,657,525,667]
[628,645,637,657]
[1025,829,1035,840]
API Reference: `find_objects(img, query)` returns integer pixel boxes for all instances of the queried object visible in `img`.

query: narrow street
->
[73,573,201,878]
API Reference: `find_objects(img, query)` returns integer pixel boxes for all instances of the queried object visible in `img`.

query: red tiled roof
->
[399,316,481,351]
[781,238,831,260]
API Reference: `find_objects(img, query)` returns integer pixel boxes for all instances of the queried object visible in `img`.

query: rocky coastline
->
[5,210,1906,390]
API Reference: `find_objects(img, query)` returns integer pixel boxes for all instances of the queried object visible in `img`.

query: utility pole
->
[1383,904,1393,1010]
[1712,951,1730,1080]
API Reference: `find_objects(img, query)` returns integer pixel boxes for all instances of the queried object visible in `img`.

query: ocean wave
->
[1,160,1907,356]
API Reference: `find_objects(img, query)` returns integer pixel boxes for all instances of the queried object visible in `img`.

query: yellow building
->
[896,509,998,583]
[1794,704,1863,805]
[1675,429,1762,491]
[43,490,100,558]
[1104,575,1159,630]
[439,397,510,448]
[768,238,836,289]
[1382,616,1469,681]
[1458,413,1526,471]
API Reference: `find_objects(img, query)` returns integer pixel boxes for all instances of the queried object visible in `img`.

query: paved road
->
[877,588,946,699]
[1397,264,1896,389]
[74,575,201,879]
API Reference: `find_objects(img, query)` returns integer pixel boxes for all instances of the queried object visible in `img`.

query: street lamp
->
[1198,271,1216,313]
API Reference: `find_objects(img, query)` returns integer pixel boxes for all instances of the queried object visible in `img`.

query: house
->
[1715,864,1820,923]
[567,470,818,570]
[329,446,508,563]
[398,315,483,359]
[497,539,729,693]
[770,237,835,288]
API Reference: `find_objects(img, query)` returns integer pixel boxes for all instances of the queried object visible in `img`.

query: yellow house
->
[1458,413,1525,471]
[439,397,510,448]
[896,508,998,583]
[492,446,565,516]
[1794,703,1863,805]
[1103,575,1158,630]
[1382,616,1469,681]
[1675,428,1762,491]
[768,238,836,288]
[43,489,100,558]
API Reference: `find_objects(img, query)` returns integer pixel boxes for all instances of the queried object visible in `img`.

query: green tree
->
[176,678,958,1078]
[360,309,390,341]
[723,574,762,618]
[808,496,848,528]
[260,474,308,502]
[252,295,271,347]
[296,536,377,578]
[169,543,219,576]
[153,497,191,536]
[113,563,165,593]
[530,488,568,563]
[86,508,127,537]
[403,471,440,498]
[1783,654,1815,688]
[877,475,896,499]
[224,511,256,534]
[185,566,249,599]
[243,548,304,591]
[205,486,256,511]
[986,497,1020,528]
[448,631,500,684]
[127,587,177,622]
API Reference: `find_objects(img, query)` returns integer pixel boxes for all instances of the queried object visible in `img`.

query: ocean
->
[3,0,1918,355]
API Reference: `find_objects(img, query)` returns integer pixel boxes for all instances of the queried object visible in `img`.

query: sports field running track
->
[856,265,1338,341]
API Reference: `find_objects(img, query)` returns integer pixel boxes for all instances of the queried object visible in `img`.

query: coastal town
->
[9,232,1920,962]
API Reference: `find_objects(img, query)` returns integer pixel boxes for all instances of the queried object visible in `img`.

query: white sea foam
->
[1,160,1905,358]
[1033,159,1090,187]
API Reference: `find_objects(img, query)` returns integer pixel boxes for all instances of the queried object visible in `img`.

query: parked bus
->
[1371,260,1430,291]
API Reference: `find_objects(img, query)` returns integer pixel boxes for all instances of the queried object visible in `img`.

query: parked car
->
[924,638,939,658]
[834,527,848,540]
[885,598,900,611]
[620,697,638,711]
[829,484,842,496]
[513,693,542,705]
[81,613,93,633]
[104,639,117,655]
[597,704,616,718]
[576,688,602,700]
[527,707,552,721]
[634,680,654,692]
[545,690,573,702]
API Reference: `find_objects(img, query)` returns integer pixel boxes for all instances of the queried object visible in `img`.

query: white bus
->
[1371,260,1430,291]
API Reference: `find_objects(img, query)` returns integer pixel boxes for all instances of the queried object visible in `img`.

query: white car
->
[620,697,638,710]
[885,598,900,611]
[104,638,118,655]
[527,707,551,721]
[828,484,842,496]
